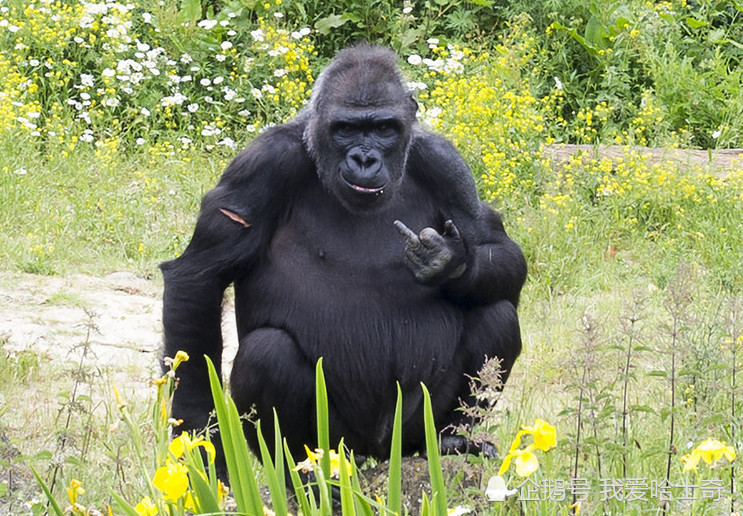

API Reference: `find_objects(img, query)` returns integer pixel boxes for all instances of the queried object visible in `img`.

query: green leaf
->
[338,440,356,516]
[421,383,447,516]
[387,383,403,514]
[186,462,221,514]
[206,356,264,516]
[315,14,349,34]
[284,439,315,516]
[29,467,65,516]
[685,17,708,29]
[178,0,202,24]
[256,419,288,515]
[109,491,142,516]
[315,358,331,482]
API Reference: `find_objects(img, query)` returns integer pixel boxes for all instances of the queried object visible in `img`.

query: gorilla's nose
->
[347,147,382,176]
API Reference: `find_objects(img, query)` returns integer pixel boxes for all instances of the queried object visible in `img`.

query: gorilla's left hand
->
[394,219,467,286]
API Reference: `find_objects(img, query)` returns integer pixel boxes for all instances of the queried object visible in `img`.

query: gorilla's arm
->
[160,123,310,433]
[405,131,527,307]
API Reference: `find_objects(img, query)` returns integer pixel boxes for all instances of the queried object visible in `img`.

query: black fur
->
[160,44,527,464]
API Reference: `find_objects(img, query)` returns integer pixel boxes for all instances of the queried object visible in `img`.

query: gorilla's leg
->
[230,328,317,460]
[434,300,522,456]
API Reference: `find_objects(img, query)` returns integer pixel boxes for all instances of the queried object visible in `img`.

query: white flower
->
[136,137,145,145]
[102,68,115,78]
[427,37,439,46]
[485,476,517,502]
[29,59,40,67]
[141,107,151,116]
[712,130,722,139]
[250,28,265,42]
[187,103,199,112]
[221,41,233,50]
[200,78,211,86]
[220,19,229,26]
[213,76,224,85]
[274,68,287,77]
[103,98,120,107]
[403,6,413,14]
[137,41,151,52]
[142,12,153,24]
[217,137,236,149]
[80,73,95,87]
[407,54,422,65]
[197,19,218,30]
[8,24,20,33]
[407,81,427,91]
[180,53,193,63]
[554,76,563,90]
[13,167,28,175]
[447,507,471,516]
[274,12,284,18]
[215,54,226,62]
[251,88,262,99]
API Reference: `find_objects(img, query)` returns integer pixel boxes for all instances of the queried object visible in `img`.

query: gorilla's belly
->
[235,228,463,388]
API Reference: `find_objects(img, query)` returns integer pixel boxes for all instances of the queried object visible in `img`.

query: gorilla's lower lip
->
[344,179,386,195]
[350,183,385,194]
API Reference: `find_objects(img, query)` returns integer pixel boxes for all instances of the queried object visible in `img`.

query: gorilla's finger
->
[419,227,443,249]
[443,220,461,240]
[394,220,422,250]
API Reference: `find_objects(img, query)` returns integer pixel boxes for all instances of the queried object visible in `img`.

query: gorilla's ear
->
[409,93,419,113]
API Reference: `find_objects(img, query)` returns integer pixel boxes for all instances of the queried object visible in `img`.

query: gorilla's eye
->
[375,121,399,138]
[332,122,357,137]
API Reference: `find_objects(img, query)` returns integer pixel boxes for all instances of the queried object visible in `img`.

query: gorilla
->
[161,44,526,464]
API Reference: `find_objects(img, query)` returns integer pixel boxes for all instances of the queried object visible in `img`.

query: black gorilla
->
[161,44,526,462]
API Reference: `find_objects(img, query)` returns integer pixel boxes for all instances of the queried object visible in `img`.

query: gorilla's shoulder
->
[408,128,480,212]
[221,119,314,184]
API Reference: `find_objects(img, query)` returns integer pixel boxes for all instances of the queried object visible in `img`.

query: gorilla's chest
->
[234,180,461,370]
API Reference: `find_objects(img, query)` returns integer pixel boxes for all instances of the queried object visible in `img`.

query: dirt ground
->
[0,270,238,382]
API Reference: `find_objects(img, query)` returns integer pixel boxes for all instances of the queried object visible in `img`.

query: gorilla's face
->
[304,48,418,214]
[326,108,407,212]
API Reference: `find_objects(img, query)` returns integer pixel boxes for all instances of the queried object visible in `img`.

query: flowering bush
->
[0,0,315,153]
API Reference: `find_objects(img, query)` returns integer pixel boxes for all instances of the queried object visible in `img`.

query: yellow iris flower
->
[152,461,189,501]
[134,496,158,516]
[169,432,216,464]
[498,418,557,477]
[292,445,352,478]
[681,438,736,472]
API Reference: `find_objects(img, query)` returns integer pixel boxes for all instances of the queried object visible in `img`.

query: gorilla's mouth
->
[341,176,386,197]
[348,182,385,196]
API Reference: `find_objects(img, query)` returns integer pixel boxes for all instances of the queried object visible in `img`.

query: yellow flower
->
[498,445,540,477]
[67,479,84,505]
[681,438,736,472]
[508,418,557,452]
[152,461,189,500]
[172,350,190,370]
[169,432,216,464]
[292,446,351,478]
[134,496,158,516]
[521,418,557,451]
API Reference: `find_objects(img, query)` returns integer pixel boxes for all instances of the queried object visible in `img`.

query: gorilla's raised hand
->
[394,219,467,286]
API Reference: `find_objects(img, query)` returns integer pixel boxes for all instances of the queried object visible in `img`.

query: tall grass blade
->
[421,383,447,516]
[206,355,264,515]
[256,419,288,515]
[338,440,356,516]
[30,466,66,516]
[387,382,404,514]
[315,357,331,481]
[284,439,316,516]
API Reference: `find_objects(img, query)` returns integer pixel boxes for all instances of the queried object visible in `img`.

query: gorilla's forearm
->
[443,237,527,307]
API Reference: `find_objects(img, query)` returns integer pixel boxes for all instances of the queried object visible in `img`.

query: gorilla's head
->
[304,45,418,214]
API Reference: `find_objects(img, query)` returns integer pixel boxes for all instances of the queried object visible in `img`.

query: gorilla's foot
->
[439,435,498,459]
